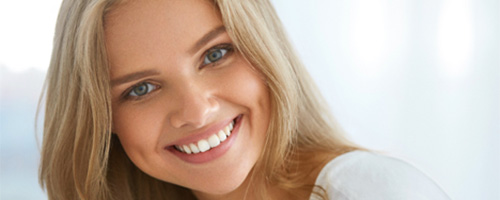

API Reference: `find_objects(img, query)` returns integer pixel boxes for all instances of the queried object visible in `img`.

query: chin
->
[190,164,255,197]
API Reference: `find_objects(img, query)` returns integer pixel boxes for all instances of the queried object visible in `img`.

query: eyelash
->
[122,43,234,101]
[123,82,159,101]
[200,43,234,68]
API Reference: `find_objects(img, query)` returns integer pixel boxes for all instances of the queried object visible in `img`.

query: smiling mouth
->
[173,117,238,154]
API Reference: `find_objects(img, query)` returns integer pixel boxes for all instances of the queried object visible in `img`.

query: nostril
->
[167,88,220,128]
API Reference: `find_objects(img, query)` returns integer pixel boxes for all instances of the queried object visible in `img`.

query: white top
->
[311,151,451,200]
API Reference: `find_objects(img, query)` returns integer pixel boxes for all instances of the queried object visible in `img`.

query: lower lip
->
[167,116,242,164]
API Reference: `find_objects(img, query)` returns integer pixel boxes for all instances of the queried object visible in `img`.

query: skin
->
[106,0,272,199]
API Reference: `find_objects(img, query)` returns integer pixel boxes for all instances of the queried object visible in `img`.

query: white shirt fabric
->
[311,150,451,200]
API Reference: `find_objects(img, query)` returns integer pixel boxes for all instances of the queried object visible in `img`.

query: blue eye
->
[203,48,228,65]
[128,82,156,97]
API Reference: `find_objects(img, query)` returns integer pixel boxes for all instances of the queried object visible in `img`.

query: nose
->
[169,82,219,129]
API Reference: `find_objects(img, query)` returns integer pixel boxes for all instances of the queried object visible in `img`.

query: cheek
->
[111,104,164,159]
[222,60,271,134]
[223,61,270,111]
[113,100,166,132]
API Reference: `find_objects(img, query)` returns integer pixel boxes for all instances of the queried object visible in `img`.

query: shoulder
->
[313,150,451,200]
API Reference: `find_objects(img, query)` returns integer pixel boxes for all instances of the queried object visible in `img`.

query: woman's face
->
[106,0,270,196]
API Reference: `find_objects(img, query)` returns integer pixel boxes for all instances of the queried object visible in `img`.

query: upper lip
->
[165,116,238,147]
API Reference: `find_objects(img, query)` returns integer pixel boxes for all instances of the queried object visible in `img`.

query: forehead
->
[104,0,222,76]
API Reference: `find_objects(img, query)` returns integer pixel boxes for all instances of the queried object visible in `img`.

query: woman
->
[39,0,450,199]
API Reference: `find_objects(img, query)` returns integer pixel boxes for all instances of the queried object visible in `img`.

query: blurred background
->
[0,0,498,199]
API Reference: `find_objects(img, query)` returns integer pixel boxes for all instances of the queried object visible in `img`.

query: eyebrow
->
[111,69,160,87]
[189,25,226,54]
[110,26,225,87]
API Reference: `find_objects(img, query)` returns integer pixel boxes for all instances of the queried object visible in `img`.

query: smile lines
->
[174,120,235,154]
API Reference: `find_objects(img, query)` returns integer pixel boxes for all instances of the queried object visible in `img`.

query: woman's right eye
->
[127,82,157,97]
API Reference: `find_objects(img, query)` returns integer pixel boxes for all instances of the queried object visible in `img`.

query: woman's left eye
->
[127,82,157,97]
[203,46,230,65]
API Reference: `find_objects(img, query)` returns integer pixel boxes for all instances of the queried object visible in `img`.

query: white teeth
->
[174,145,182,152]
[217,130,227,142]
[182,145,192,154]
[208,134,221,147]
[174,120,236,154]
[189,143,200,154]
[197,139,210,152]
[225,125,232,136]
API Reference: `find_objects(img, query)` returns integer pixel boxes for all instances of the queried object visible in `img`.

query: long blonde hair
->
[39,0,359,199]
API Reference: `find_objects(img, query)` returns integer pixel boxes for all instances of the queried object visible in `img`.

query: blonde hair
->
[39,0,359,199]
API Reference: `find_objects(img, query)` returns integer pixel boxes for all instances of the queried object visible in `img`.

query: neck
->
[192,151,335,200]
[193,185,294,200]
[192,168,270,200]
